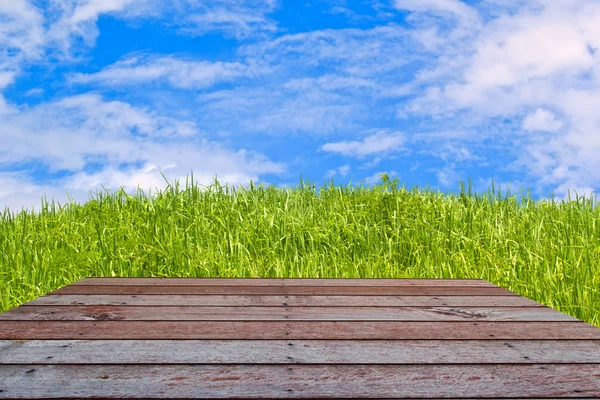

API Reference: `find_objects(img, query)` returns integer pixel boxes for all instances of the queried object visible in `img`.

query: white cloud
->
[467,20,592,93]
[397,0,600,198]
[0,94,201,173]
[197,85,360,136]
[182,1,278,38]
[437,166,461,188]
[242,25,418,77]
[522,109,563,132]
[321,130,405,157]
[0,1,44,58]
[2,0,279,67]
[0,72,16,90]
[338,164,351,177]
[24,88,44,97]
[0,1,45,90]
[71,55,263,89]
[0,95,10,115]
[5,0,600,210]
[284,75,380,93]
[393,0,480,23]
[66,19,419,139]
[0,172,56,213]
[539,176,597,203]
[45,0,148,54]
[407,2,600,114]
[193,24,431,136]
[67,0,138,23]
[324,164,351,179]
[0,93,285,212]
[45,0,276,52]
[435,142,485,163]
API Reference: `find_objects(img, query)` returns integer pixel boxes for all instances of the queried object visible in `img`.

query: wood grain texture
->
[1,321,599,340]
[2,340,600,365]
[1,364,600,398]
[0,305,577,322]
[72,278,498,287]
[51,285,517,296]
[3,278,600,399]
[26,294,543,307]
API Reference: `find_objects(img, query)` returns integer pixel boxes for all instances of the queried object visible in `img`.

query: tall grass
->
[0,174,598,327]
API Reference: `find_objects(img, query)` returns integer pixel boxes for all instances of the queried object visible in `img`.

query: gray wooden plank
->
[0,306,577,322]
[2,340,600,364]
[72,278,498,287]
[25,294,544,307]
[1,364,599,398]
[1,321,599,339]
[51,285,517,296]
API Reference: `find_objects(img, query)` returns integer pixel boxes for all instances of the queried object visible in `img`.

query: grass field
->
[1,174,598,327]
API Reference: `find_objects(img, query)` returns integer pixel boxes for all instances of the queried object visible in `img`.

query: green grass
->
[1,174,599,327]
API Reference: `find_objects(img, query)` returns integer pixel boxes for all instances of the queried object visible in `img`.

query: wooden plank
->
[51,285,517,296]
[0,305,577,322]
[72,277,499,287]
[1,321,599,339]
[1,364,599,398]
[2,339,600,364]
[26,294,544,307]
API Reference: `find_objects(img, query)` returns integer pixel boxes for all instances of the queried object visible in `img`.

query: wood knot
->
[90,313,123,321]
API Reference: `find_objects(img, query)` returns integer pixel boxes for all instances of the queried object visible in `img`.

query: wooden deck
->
[1,278,599,399]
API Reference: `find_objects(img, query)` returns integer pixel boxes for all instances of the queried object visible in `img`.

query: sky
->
[1,0,600,212]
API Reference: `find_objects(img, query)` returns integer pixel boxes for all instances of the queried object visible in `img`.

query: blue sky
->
[1,0,600,212]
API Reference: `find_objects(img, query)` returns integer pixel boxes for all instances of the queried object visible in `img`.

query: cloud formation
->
[322,131,405,158]
[178,0,279,38]
[395,0,600,199]
[0,93,283,211]
[71,56,264,89]
[393,0,480,23]
[522,109,563,133]
[2,0,600,211]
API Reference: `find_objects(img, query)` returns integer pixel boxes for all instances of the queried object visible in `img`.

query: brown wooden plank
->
[0,305,577,322]
[26,294,544,307]
[1,364,599,398]
[72,277,499,287]
[1,321,599,339]
[2,339,600,365]
[51,285,516,296]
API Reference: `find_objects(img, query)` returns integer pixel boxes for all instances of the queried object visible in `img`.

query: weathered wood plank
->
[2,340,600,364]
[0,306,577,322]
[1,321,599,339]
[1,364,599,398]
[2,278,598,399]
[72,277,498,287]
[25,294,543,307]
[51,285,517,296]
